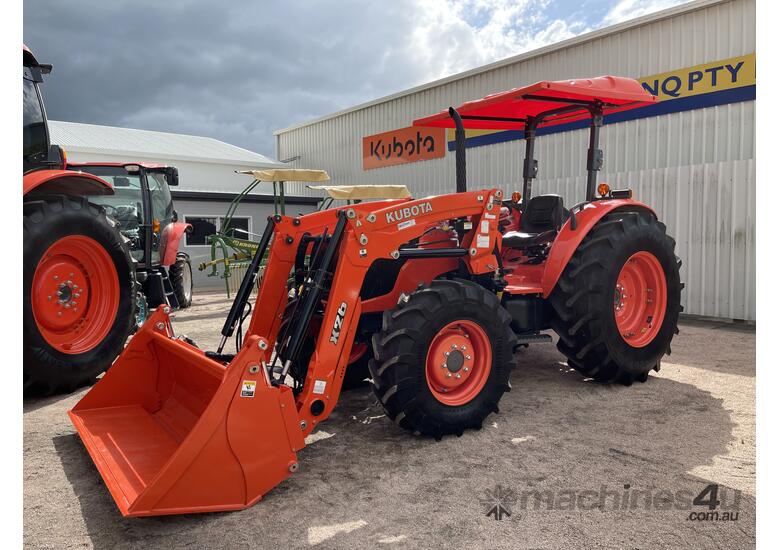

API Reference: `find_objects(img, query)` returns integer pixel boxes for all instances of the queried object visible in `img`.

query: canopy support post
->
[448,107,467,193]
[278,181,286,216]
[585,102,604,202]
[521,116,538,211]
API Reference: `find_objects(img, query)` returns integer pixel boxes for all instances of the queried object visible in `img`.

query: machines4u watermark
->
[478,483,741,521]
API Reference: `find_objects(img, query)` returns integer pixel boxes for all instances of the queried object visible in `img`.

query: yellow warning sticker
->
[241,380,257,398]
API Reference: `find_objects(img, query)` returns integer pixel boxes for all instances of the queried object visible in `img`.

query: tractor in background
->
[23,45,135,395]
[71,162,194,322]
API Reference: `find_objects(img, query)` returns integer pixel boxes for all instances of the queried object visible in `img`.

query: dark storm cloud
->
[23,0,425,155]
[24,0,680,155]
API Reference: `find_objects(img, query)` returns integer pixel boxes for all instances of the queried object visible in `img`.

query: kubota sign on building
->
[362,126,445,170]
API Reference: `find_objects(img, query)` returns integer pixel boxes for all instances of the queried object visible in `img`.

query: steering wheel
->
[100,204,119,216]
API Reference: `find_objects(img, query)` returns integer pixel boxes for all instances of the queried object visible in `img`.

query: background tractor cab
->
[69,162,194,315]
[24,45,136,395]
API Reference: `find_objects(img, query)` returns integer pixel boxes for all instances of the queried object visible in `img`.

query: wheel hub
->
[614,251,668,348]
[31,235,120,354]
[445,349,465,373]
[425,320,492,406]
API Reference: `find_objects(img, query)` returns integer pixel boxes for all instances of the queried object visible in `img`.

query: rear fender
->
[23,169,114,197]
[159,222,192,266]
[541,199,656,297]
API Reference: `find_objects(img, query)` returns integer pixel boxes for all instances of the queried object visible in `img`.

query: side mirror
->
[47,145,64,168]
[165,167,179,186]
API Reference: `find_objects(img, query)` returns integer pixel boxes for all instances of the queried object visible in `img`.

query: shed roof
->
[49,121,282,168]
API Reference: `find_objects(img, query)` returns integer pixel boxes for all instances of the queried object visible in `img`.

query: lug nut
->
[461,345,466,350]
[444,352,449,357]
[466,355,472,360]
[456,373,461,379]
[464,367,469,372]
[446,373,452,378]
[441,363,447,368]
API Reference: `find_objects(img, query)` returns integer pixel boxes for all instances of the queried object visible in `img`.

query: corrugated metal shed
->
[50,121,282,168]
[275,0,755,320]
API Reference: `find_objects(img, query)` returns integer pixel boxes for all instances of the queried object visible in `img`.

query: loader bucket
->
[68,307,305,517]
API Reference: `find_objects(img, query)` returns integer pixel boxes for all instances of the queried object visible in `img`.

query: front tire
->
[549,210,682,385]
[24,196,136,395]
[170,252,193,308]
[369,279,516,439]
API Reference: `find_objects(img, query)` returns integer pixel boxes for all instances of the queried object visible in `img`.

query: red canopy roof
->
[413,76,656,130]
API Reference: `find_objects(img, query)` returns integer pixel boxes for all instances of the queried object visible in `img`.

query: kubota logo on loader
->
[386,202,433,225]
[330,302,348,344]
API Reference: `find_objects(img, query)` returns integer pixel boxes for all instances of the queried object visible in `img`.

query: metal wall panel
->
[277,0,756,319]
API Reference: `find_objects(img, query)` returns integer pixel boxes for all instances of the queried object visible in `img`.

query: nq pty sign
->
[638,53,755,100]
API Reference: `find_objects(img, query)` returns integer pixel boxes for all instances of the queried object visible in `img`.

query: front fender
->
[159,222,192,266]
[541,199,656,297]
[23,169,114,196]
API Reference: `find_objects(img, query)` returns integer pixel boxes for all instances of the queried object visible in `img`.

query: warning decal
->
[241,380,257,398]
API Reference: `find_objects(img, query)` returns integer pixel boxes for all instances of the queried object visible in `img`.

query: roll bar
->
[447,98,607,207]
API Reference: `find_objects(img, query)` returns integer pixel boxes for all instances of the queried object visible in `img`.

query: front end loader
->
[70,75,682,517]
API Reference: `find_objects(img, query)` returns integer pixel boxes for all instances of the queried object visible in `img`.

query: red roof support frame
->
[413,76,657,205]
[413,76,656,131]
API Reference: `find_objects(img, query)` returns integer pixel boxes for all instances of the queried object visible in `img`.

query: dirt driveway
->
[24,291,756,549]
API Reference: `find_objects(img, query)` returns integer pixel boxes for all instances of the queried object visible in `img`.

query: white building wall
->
[276,0,755,320]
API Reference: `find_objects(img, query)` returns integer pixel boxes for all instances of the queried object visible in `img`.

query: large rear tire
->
[24,196,136,395]
[170,252,193,308]
[549,210,682,385]
[369,279,516,439]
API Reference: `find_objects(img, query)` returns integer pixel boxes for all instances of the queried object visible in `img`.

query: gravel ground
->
[24,291,756,549]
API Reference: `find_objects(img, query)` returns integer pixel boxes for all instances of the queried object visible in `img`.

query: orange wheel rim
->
[425,320,492,406]
[614,251,667,348]
[31,235,120,354]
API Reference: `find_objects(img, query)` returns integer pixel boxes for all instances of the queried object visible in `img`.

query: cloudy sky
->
[24,0,689,157]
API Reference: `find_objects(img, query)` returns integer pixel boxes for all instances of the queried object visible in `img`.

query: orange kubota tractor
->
[70,76,682,517]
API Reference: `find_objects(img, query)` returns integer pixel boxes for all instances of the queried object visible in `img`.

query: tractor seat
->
[502,194,568,249]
